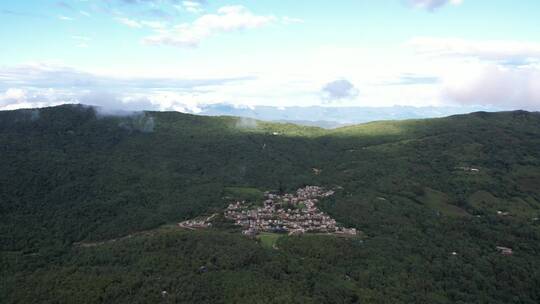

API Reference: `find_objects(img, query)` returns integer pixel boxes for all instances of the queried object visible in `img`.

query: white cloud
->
[58,15,74,21]
[321,79,359,103]
[0,63,256,112]
[143,5,276,47]
[116,17,142,28]
[403,36,540,109]
[0,88,72,110]
[140,20,167,29]
[442,64,540,110]
[4,38,540,113]
[1,88,25,103]
[116,17,167,29]
[79,91,160,113]
[182,0,204,14]
[0,63,256,90]
[408,37,540,63]
[408,0,463,10]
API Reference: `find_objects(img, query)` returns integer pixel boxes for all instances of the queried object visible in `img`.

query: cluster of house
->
[225,186,357,237]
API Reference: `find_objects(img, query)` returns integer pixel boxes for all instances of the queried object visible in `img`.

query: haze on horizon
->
[1,0,540,115]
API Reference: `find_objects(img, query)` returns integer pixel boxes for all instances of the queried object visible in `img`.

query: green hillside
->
[2,105,540,303]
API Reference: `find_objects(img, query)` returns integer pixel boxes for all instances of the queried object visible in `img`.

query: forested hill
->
[2,104,540,303]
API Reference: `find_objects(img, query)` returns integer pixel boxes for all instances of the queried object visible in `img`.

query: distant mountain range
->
[193,104,500,128]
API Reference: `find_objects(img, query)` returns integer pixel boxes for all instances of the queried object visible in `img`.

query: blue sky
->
[1,0,540,112]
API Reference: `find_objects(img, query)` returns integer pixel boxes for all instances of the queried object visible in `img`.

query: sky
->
[1,0,540,113]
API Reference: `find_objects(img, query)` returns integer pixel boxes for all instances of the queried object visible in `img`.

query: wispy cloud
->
[56,1,74,11]
[113,0,187,18]
[408,37,540,63]
[116,16,168,29]
[408,0,463,11]
[116,17,142,28]
[1,9,47,18]
[58,15,75,21]
[143,5,276,47]
[281,16,304,25]
[384,74,440,86]
[182,0,205,14]
[0,63,256,90]
[140,20,167,29]
[117,0,205,5]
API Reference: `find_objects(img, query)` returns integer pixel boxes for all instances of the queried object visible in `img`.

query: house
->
[496,246,513,256]
[243,228,258,237]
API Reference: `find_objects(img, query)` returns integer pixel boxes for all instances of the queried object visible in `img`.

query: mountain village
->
[178,186,357,237]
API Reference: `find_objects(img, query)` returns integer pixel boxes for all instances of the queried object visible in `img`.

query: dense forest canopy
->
[1,105,540,303]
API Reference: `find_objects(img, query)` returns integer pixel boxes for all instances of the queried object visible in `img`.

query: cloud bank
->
[0,63,256,112]
[0,63,254,90]
[406,37,540,110]
[443,65,540,110]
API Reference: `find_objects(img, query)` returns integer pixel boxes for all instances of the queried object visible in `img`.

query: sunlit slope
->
[321,111,540,229]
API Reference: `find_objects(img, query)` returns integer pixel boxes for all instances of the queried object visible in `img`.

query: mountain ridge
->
[191,103,504,128]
